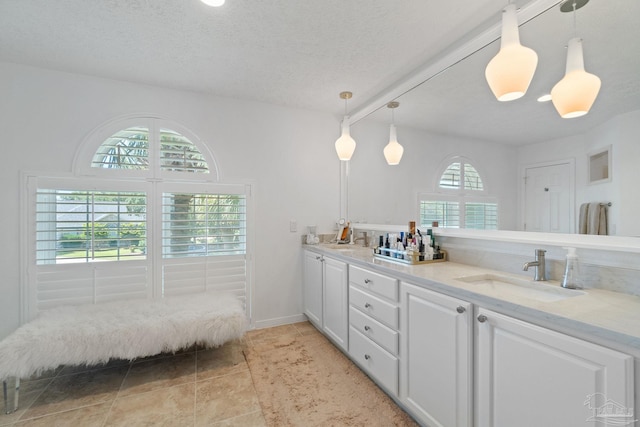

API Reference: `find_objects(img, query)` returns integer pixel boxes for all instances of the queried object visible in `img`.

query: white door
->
[400,282,472,427]
[523,162,573,233]
[476,308,634,427]
[303,251,323,327]
[322,257,348,350]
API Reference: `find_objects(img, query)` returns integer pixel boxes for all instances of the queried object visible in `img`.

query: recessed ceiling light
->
[201,0,225,7]
[537,94,552,102]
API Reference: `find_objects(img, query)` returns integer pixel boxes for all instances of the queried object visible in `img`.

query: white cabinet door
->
[400,282,472,427]
[323,256,348,351]
[303,250,323,327]
[476,308,635,427]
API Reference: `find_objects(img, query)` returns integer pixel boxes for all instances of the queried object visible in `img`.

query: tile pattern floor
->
[1,322,412,426]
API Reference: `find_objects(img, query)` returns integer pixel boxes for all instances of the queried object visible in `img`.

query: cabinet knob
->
[477,314,488,323]
[364,279,372,284]
[364,354,371,360]
[364,303,371,308]
[456,306,466,313]
[364,325,370,331]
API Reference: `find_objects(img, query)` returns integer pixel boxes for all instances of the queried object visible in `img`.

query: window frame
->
[419,156,498,230]
[73,116,219,181]
[434,156,489,196]
[21,116,251,325]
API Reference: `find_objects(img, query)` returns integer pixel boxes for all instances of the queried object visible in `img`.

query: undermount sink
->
[455,273,586,302]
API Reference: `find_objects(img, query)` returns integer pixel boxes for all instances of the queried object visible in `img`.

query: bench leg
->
[3,377,19,415]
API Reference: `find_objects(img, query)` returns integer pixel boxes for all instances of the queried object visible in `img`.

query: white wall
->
[347,119,519,230]
[517,109,640,237]
[0,62,341,339]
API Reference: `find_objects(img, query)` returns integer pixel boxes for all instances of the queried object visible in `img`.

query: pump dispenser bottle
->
[561,247,581,289]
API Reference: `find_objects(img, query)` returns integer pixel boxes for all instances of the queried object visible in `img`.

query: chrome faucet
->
[523,249,547,281]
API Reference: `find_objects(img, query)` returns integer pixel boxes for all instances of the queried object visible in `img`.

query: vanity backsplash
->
[437,235,640,297]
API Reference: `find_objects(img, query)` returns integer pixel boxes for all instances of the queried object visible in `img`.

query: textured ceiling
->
[0,0,507,115]
[3,0,635,145]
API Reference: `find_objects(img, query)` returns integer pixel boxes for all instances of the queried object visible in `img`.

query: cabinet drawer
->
[349,326,398,395]
[349,306,398,355]
[350,285,399,329]
[349,265,398,302]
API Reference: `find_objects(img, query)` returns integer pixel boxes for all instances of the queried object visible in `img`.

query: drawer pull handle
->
[364,325,371,331]
[315,256,322,260]
[456,306,466,314]
[364,303,372,308]
[477,314,488,323]
[364,354,371,360]
[364,279,372,284]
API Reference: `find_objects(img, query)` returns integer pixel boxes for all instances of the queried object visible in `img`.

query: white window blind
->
[160,129,209,173]
[438,161,484,191]
[35,189,147,264]
[465,202,498,229]
[420,157,497,230]
[91,127,150,170]
[420,200,461,228]
[161,193,246,258]
[419,198,498,229]
[91,127,210,174]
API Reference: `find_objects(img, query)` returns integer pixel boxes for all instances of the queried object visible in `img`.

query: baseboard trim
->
[253,314,307,330]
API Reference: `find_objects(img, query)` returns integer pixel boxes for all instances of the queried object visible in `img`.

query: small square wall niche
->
[588,146,611,185]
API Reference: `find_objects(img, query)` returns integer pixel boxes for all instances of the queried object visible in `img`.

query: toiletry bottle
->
[561,247,581,289]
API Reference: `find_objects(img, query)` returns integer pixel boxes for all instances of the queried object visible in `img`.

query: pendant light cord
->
[572,1,578,38]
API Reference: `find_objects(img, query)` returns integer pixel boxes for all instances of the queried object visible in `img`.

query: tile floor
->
[0,322,408,426]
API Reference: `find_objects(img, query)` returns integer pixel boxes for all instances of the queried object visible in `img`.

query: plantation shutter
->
[420,200,461,228]
[159,183,249,305]
[26,178,152,319]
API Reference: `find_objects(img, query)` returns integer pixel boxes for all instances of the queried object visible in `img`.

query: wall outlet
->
[290,220,297,232]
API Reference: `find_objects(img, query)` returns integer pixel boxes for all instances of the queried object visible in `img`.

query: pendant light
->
[200,0,225,6]
[383,102,404,166]
[551,0,600,119]
[335,91,356,161]
[485,3,538,101]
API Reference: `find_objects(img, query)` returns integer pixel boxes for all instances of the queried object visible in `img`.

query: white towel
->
[586,202,608,235]
[578,203,589,234]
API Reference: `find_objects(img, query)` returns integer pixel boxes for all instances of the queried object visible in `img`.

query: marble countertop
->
[304,244,640,356]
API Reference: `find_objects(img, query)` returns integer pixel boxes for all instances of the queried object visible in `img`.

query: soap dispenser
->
[561,247,581,289]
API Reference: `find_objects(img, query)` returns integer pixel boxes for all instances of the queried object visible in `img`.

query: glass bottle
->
[561,247,581,289]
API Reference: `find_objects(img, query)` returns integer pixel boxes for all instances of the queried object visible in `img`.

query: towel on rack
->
[579,202,608,235]
[579,203,589,234]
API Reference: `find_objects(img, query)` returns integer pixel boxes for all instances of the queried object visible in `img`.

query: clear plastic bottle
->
[561,247,581,289]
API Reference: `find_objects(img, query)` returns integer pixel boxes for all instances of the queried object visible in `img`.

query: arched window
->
[91,127,210,173]
[24,116,250,322]
[439,161,484,191]
[419,157,497,229]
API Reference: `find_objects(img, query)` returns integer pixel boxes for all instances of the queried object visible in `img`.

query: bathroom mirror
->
[347,0,640,237]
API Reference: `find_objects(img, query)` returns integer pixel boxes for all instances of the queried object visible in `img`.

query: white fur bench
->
[0,292,247,414]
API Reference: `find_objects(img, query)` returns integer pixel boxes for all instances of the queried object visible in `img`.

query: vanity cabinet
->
[348,264,400,395]
[302,250,348,351]
[400,282,473,427]
[302,250,324,327]
[322,256,348,350]
[476,308,634,427]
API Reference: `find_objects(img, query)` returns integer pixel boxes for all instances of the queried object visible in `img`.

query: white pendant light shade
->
[551,37,601,119]
[485,4,538,101]
[335,117,356,161]
[201,0,225,6]
[383,125,404,165]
